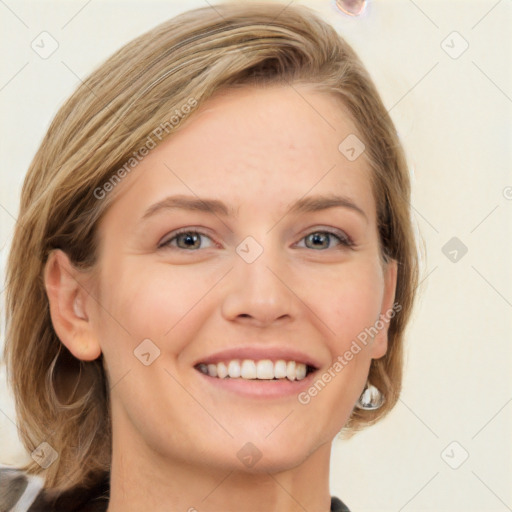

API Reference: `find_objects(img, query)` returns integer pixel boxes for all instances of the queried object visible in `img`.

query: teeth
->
[217,362,228,379]
[241,360,257,379]
[274,360,287,379]
[256,359,274,379]
[295,363,306,380]
[197,359,310,381]
[207,364,217,377]
[227,360,241,378]
[286,361,296,381]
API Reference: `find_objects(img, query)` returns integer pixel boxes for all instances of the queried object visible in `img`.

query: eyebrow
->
[141,193,367,222]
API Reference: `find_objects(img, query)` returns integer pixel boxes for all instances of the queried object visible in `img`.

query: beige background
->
[1,0,511,510]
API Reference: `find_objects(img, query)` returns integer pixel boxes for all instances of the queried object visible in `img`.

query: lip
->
[195,366,319,399]
[193,346,321,369]
[193,346,321,399]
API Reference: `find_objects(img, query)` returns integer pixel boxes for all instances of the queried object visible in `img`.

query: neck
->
[107,430,333,512]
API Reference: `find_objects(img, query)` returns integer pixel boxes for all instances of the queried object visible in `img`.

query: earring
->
[355,381,384,410]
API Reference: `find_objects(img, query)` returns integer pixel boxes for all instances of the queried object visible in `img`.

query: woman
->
[2,2,418,511]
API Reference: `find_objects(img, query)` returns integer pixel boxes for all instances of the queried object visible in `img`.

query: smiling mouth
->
[195,359,317,382]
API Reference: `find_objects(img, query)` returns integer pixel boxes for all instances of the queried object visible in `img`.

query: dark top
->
[0,467,351,511]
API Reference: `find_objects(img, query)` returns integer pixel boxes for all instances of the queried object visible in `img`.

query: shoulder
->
[0,466,109,512]
[1,467,346,512]
[28,473,110,512]
[0,465,44,511]
[331,495,352,512]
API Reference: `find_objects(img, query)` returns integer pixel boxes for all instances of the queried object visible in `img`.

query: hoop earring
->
[355,381,384,410]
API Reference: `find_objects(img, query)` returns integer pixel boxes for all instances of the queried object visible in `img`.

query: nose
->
[220,241,298,328]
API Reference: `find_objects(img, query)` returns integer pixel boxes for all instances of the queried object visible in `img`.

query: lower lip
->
[195,369,318,399]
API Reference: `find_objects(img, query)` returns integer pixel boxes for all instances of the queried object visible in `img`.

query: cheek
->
[311,259,385,352]
[95,260,215,352]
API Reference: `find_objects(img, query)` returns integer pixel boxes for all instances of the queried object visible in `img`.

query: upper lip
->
[194,346,321,369]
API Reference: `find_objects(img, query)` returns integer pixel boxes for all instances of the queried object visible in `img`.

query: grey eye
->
[160,230,215,250]
[299,231,350,250]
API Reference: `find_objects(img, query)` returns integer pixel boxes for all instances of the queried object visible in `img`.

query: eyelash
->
[158,227,354,251]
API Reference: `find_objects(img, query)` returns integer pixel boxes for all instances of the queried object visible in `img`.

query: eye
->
[158,227,353,252]
[158,229,215,250]
[296,229,353,250]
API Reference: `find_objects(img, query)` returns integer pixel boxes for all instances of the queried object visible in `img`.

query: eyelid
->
[294,226,354,248]
[158,227,217,249]
[158,225,354,250]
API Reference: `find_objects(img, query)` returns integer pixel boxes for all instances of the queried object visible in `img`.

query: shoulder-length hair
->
[4,1,418,494]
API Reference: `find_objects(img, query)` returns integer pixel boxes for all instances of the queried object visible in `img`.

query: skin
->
[45,84,397,512]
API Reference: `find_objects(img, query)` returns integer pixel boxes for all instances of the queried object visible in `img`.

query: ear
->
[44,249,101,361]
[370,258,398,359]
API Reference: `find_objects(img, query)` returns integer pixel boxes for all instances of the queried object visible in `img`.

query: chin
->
[240,453,312,475]
[223,436,320,475]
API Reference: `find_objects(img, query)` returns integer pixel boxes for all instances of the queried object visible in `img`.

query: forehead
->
[100,84,376,227]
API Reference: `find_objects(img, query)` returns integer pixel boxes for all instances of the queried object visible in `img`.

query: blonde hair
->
[4,1,418,494]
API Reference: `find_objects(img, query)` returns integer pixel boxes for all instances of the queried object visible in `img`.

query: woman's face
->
[86,84,397,473]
